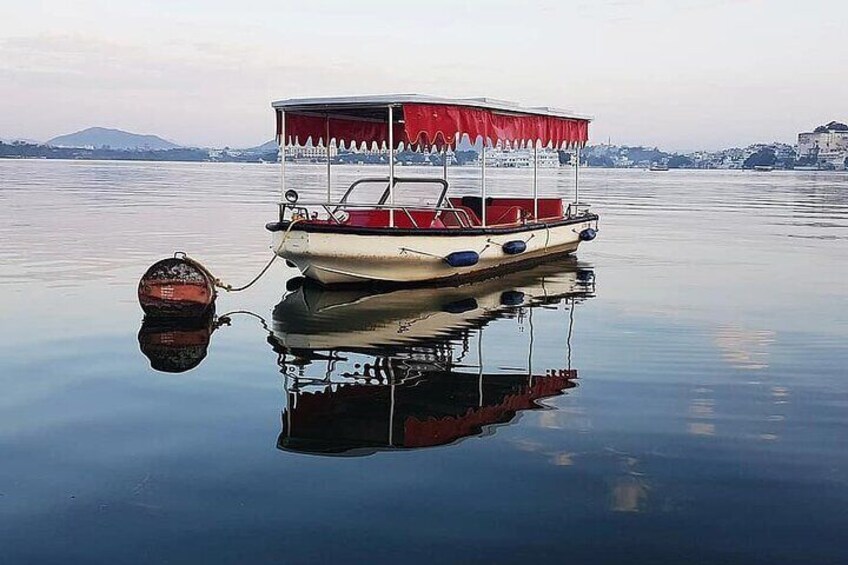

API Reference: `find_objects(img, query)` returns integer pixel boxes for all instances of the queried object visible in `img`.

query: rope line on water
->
[180,218,302,294]
[215,310,271,332]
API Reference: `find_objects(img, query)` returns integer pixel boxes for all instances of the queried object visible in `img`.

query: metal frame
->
[533,141,539,220]
[279,109,286,200]
[574,145,580,206]
[388,105,395,228]
[280,201,475,229]
[481,141,487,227]
[325,116,331,201]
[339,176,450,207]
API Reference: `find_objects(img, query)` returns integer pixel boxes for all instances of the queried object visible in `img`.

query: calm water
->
[1,160,847,564]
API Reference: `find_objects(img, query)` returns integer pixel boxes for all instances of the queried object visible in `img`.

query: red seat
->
[493,198,563,220]
[343,209,443,228]
[485,205,523,226]
[442,203,481,227]
[345,209,390,227]
[337,200,548,229]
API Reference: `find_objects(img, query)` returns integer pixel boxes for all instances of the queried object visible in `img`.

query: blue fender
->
[444,251,480,267]
[579,228,597,241]
[502,240,527,255]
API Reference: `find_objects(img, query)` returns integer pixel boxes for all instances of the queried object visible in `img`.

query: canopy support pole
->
[567,297,575,370]
[574,145,581,209]
[481,141,487,227]
[388,105,395,228]
[279,110,286,202]
[533,142,539,221]
[478,329,484,407]
[325,116,331,202]
[528,304,535,383]
[442,146,448,181]
[388,370,395,447]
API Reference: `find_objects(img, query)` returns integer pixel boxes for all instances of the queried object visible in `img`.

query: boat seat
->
[344,209,390,227]
[494,198,563,220]
[486,205,524,226]
[343,209,444,228]
[448,197,527,226]
[441,205,481,227]
[455,196,492,221]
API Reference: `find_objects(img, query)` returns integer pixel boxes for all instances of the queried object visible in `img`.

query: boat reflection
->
[269,258,595,456]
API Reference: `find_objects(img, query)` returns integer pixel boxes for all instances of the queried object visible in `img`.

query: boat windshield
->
[339,176,449,208]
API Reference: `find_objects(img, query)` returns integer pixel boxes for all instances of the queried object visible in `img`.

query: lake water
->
[1,160,847,564]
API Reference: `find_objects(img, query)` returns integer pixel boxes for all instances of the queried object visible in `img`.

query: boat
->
[649,163,669,171]
[266,95,598,285]
[753,165,774,172]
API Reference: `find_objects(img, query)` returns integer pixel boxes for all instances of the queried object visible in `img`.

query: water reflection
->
[139,259,596,455]
[269,260,595,456]
[138,313,219,373]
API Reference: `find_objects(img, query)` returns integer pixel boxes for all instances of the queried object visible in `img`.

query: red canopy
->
[403,104,589,149]
[276,102,589,150]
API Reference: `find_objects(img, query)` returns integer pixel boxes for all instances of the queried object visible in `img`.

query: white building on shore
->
[483,147,562,168]
[798,122,848,169]
[286,144,339,162]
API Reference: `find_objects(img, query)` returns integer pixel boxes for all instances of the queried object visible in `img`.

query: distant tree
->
[454,150,478,165]
[667,154,695,169]
[622,146,669,163]
[556,151,572,165]
[585,155,614,168]
[428,153,444,166]
[814,125,829,133]
[825,121,848,131]
[743,148,777,169]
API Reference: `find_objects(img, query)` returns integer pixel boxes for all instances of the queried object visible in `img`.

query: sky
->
[1,0,846,150]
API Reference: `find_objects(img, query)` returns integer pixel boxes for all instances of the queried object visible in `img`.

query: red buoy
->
[138,254,216,318]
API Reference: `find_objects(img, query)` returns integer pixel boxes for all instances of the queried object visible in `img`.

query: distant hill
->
[244,139,279,152]
[47,127,180,150]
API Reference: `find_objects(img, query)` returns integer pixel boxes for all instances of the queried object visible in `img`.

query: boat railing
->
[279,200,476,229]
[566,202,592,218]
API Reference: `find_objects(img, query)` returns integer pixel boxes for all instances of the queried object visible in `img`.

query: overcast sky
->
[1,0,845,150]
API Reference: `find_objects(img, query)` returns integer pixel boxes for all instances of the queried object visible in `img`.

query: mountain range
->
[46,127,180,150]
[245,139,279,152]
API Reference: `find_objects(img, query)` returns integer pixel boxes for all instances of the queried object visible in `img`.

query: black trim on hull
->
[265,214,598,237]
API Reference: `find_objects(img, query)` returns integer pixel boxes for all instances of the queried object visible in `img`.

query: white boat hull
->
[272,218,597,285]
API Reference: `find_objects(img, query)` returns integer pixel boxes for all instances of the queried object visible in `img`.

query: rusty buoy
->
[138,254,216,318]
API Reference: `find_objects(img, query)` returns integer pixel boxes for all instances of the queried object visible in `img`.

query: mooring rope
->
[215,310,271,332]
[213,218,303,293]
